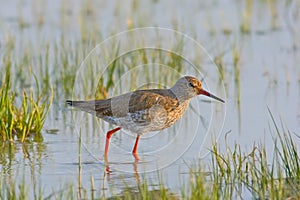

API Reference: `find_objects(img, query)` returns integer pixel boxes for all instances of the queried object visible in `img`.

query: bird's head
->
[170,76,225,103]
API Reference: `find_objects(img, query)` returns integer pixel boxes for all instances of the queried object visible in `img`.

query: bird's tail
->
[66,100,97,115]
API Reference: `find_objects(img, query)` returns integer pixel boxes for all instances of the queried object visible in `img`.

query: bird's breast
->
[102,100,190,134]
[164,100,190,128]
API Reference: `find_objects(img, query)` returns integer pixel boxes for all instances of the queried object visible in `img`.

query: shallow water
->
[0,0,300,198]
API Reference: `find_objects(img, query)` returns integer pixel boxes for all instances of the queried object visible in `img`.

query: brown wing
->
[68,89,179,121]
[93,89,179,118]
[128,89,179,113]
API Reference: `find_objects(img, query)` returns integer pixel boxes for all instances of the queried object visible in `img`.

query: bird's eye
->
[188,82,194,87]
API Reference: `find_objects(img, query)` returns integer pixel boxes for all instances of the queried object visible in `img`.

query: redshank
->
[67,76,224,160]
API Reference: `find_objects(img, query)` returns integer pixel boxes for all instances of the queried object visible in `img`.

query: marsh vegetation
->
[0,0,299,199]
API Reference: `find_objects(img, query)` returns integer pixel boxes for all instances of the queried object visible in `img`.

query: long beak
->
[200,89,225,103]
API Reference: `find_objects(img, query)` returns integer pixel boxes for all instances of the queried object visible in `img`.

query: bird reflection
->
[103,154,140,184]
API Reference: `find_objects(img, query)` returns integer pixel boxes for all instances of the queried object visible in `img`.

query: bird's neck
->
[169,87,191,103]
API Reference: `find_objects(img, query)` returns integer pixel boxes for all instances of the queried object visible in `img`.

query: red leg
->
[104,127,121,156]
[132,135,140,160]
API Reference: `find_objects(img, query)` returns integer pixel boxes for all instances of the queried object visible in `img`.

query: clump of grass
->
[210,142,248,199]
[181,166,217,200]
[0,67,53,142]
[209,110,300,199]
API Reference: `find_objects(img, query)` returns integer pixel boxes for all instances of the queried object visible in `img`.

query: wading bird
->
[67,76,224,160]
